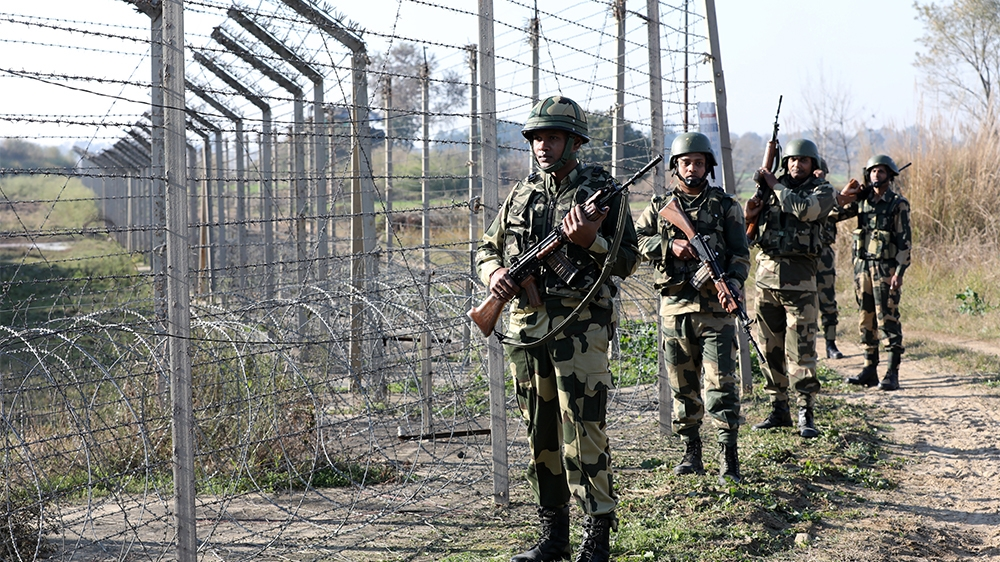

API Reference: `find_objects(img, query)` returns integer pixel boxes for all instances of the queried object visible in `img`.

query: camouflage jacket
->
[635,185,749,315]
[836,188,912,277]
[754,174,836,291]
[476,162,639,337]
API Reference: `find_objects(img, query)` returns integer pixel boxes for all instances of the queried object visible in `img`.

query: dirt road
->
[797,333,1000,561]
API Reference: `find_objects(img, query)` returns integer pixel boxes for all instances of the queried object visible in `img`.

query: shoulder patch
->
[526,172,539,183]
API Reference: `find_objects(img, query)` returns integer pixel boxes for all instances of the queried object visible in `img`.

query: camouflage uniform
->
[753,175,836,409]
[476,162,639,516]
[816,220,840,342]
[635,187,749,445]
[837,189,911,359]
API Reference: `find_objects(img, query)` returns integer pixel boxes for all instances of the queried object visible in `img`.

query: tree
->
[799,72,862,178]
[369,43,466,150]
[915,0,1000,125]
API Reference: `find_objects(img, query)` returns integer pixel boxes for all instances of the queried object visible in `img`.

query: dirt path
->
[800,333,1000,561]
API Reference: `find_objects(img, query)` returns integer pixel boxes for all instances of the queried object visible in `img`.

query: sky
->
[0,0,929,148]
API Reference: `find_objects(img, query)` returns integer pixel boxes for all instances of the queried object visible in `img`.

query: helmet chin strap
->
[674,170,707,189]
[537,138,576,173]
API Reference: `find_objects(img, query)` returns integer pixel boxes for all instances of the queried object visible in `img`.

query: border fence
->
[0,0,727,559]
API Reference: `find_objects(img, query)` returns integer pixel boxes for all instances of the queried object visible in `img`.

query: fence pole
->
[612,0,626,176]
[420,54,433,434]
[384,78,393,262]
[161,1,196,559]
[478,0,508,506]
[465,45,478,355]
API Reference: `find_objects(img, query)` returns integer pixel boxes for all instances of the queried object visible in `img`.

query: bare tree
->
[915,0,1000,125]
[799,72,861,178]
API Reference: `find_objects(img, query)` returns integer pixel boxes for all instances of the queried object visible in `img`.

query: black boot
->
[847,348,879,386]
[878,351,902,391]
[718,443,741,485]
[673,438,705,475]
[752,401,793,430]
[825,339,844,359]
[847,365,879,387]
[798,407,819,439]
[511,505,571,562]
[574,513,615,562]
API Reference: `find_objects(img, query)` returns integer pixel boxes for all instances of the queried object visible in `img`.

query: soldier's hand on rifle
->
[744,197,763,223]
[670,239,697,260]
[489,268,518,301]
[837,178,863,207]
[563,203,608,248]
[717,281,741,314]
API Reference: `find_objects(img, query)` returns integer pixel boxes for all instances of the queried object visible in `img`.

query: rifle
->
[745,95,783,241]
[658,196,764,360]
[468,155,663,337]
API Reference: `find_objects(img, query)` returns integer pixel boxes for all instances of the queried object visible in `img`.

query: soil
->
[788,331,1000,561]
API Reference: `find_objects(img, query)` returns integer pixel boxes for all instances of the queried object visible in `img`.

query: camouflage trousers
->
[755,288,821,408]
[854,259,904,355]
[505,322,617,516]
[661,310,741,445]
[817,245,839,341]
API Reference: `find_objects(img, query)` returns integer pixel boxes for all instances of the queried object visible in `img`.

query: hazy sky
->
[0,0,929,146]
[714,0,925,134]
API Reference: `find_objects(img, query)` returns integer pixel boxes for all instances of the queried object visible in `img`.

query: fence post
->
[161,1,196,559]
[612,0,626,176]
[478,0,509,507]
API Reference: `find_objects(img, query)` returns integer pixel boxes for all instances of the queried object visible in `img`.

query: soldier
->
[840,155,912,391]
[815,158,845,359]
[744,139,840,438]
[476,95,639,562]
[635,132,749,485]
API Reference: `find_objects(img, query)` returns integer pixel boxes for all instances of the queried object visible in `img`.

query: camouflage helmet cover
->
[781,138,821,169]
[668,132,718,170]
[865,154,900,176]
[521,95,590,143]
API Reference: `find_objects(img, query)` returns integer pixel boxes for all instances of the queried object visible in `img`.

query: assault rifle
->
[745,95,783,241]
[468,155,663,337]
[658,196,764,359]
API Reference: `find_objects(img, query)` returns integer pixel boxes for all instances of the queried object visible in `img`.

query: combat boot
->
[574,513,615,562]
[511,505,571,562]
[718,443,741,485]
[825,339,844,359]
[847,348,879,386]
[673,438,705,475]
[798,407,819,439]
[752,401,793,430]
[878,350,902,391]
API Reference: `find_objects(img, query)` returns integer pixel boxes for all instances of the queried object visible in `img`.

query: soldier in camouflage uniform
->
[815,158,845,359]
[744,139,839,438]
[476,95,639,562]
[839,155,912,391]
[635,132,749,485]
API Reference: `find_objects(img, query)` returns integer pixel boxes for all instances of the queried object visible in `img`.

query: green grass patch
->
[610,364,894,561]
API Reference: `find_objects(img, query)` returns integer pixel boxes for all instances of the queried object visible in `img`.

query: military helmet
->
[864,154,900,176]
[668,132,718,170]
[781,138,820,170]
[521,95,590,143]
[818,156,829,175]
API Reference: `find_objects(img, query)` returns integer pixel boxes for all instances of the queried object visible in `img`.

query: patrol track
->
[801,335,1000,561]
